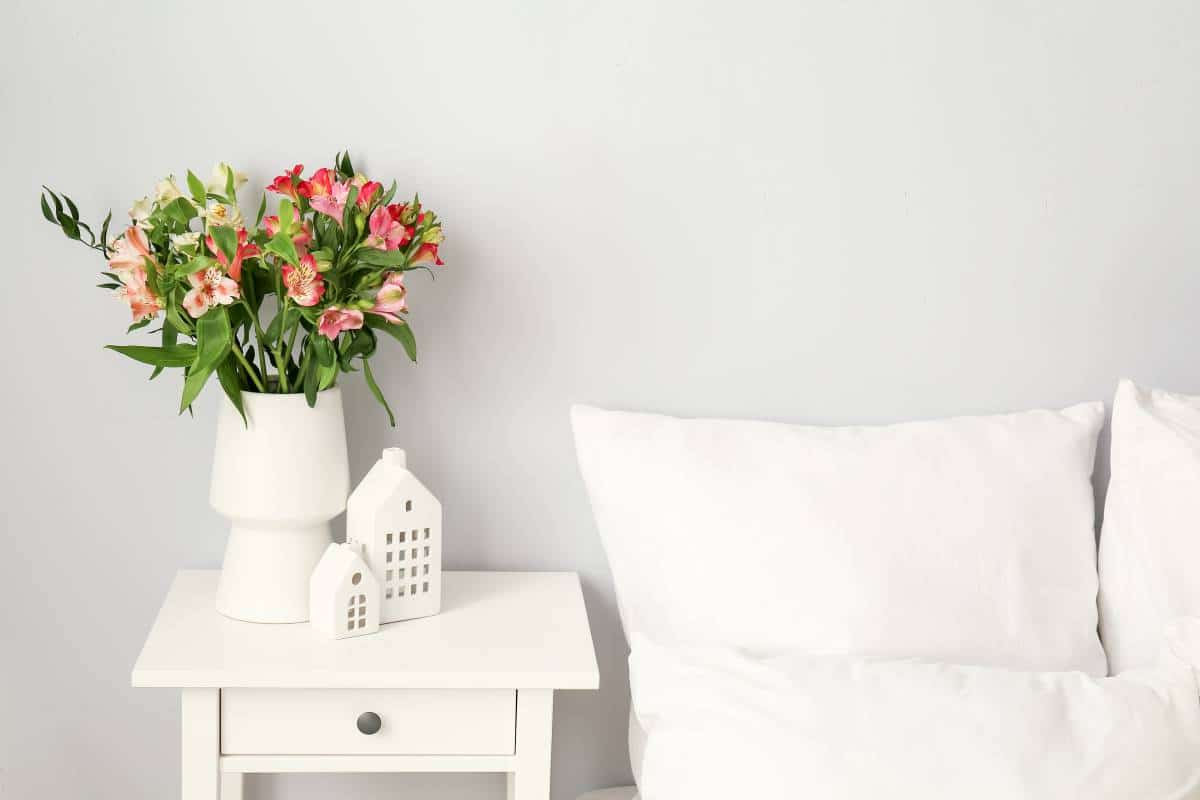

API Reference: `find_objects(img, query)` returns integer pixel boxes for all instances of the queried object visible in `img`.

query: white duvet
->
[629,626,1200,800]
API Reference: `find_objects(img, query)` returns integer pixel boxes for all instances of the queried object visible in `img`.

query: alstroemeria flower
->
[264,207,312,250]
[206,162,248,195]
[170,231,201,251]
[300,168,351,223]
[281,254,326,307]
[204,227,259,282]
[155,176,184,204]
[182,266,239,318]
[317,306,364,339]
[129,196,154,229]
[355,180,382,210]
[113,267,162,323]
[368,272,407,322]
[108,225,154,283]
[204,200,244,229]
[410,242,444,267]
[362,206,407,251]
[267,164,304,200]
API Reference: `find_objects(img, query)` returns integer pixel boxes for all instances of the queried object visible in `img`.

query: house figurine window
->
[346,448,443,625]
[309,544,380,640]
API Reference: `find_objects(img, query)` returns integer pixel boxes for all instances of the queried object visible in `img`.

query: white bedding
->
[629,629,1200,800]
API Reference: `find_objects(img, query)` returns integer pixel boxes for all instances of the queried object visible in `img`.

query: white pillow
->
[573,403,1107,674]
[629,632,1200,800]
[1100,380,1200,674]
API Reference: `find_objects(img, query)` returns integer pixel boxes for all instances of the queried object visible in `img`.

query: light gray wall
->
[3,1,1200,798]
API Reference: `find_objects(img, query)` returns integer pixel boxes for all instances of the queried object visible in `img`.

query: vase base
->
[215,523,332,623]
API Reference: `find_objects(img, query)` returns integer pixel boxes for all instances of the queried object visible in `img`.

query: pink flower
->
[107,225,154,283]
[264,207,312,250]
[301,168,351,223]
[281,254,326,307]
[183,266,240,318]
[267,164,304,200]
[410,242,444,267]
[317,306,364,339]
[368,272,407,322]
[362,206,407,251]
[204,228,259,282]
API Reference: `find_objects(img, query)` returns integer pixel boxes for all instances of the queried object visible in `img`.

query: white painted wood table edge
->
[133,570,600,800]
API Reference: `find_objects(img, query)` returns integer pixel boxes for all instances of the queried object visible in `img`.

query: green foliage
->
[40,151,444,428]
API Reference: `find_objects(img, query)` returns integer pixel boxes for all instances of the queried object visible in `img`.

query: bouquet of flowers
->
[40,152,444,425]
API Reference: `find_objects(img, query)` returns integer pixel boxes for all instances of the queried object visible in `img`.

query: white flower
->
[170,231,200,251]
[155,175,185,204]
[206,162,248,196]
[128,196,155,229]
[204,200,243,229]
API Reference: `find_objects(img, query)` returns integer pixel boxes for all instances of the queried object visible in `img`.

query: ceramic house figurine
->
[309,542,381,639]
[347,448,442,624]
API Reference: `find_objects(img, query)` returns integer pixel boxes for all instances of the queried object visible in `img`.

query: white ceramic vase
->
[211,388,350,623]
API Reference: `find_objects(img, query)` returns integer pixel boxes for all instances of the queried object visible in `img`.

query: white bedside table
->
[133,570,599,799]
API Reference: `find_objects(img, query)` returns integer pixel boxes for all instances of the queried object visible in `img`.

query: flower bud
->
[422,226,444,245]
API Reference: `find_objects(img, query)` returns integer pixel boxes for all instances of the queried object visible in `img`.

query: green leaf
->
[303,345,319,408]
[106,343,198,368]
[361,358,395,426]
[355,248,407,267]
[162,196,198,225]
[99,211,112,252]
[96,282,121,290]
[186,170,206,205]
[342,185,359,230]
[254,193,267,227]
[40,193,55,224]
[140,255,160,296]
[126,317,153,333]
[264,232,300,267]
[179,307,233,413]
[223,165,236,200]
[379,180,397,207]
[216,357,246,425]
[209,225,237,263]
[366,316,417,362]
[64,194,80,220]
[338,150,355,177]
[151,319,180,380]
[166,303,194,335]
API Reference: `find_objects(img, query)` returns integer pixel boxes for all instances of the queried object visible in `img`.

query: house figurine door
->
[346,448,442,624]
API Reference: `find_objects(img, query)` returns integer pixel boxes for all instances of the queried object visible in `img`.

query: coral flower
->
[204,228,259,282]
[107,225,154,283]
[183,266,239,318]
[410,242,444,267]
[368,272,408,322]
[267,164,304,200]
[264,207,312,250]
[317,306,364,340]
[281,254,326,307]
[113,267,162,323]
[356,180,382,210]
[363,206,407,251]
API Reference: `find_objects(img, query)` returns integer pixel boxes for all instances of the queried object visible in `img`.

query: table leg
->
[220,772,244,800]
[507,689,554,800]
[181,688,220,800]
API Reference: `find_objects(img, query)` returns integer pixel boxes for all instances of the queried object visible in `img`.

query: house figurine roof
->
[347,448,439,513]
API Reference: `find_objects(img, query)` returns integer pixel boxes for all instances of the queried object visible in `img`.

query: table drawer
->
[221,689,516,755]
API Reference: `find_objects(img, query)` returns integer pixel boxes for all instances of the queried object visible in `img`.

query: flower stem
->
[231,344,267,393]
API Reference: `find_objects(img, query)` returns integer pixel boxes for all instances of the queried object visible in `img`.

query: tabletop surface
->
[132,570,599,690]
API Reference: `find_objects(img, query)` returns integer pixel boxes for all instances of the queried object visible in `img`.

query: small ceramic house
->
[347,448,442,624]
[309,542,381,639]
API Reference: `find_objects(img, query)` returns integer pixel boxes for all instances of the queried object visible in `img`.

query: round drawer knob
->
[356,711,382,735]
